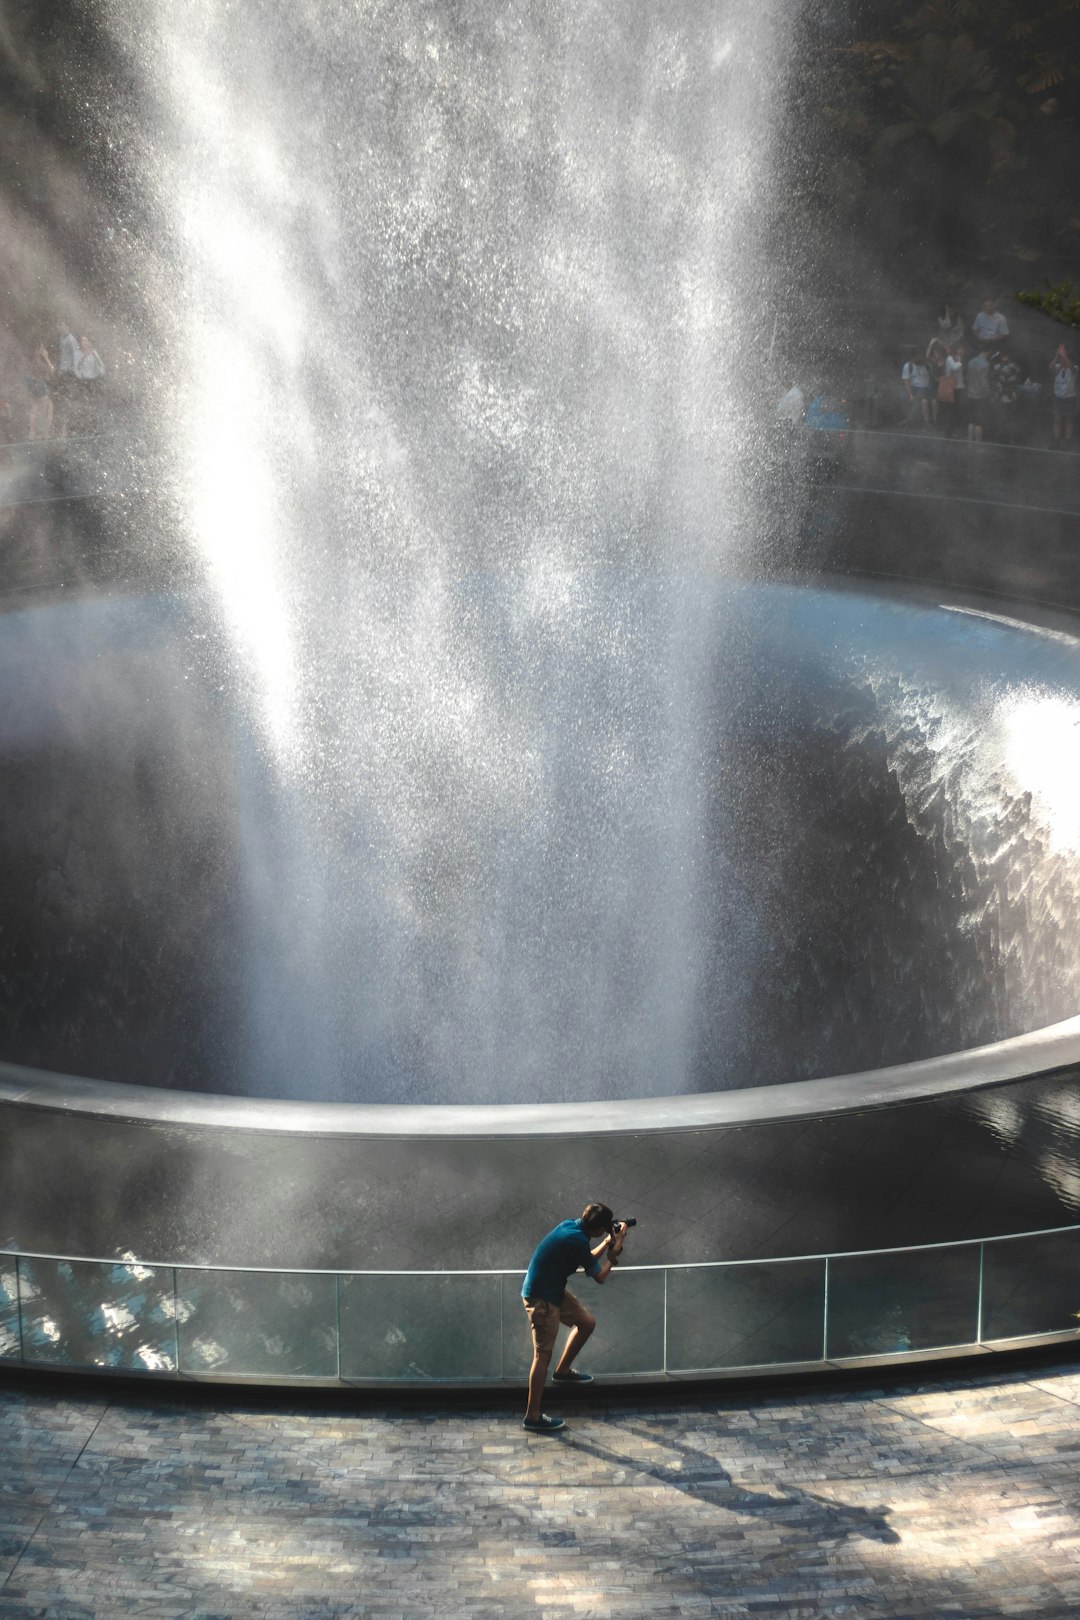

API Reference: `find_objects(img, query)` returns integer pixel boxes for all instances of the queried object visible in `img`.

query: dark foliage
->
[786,0,1080,295]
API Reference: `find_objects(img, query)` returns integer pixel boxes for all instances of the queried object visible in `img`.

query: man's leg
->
[553,1320,594,1376]
[525,1343,553,1422]
[523,1300,560,1424]
[553,1290,596,1377]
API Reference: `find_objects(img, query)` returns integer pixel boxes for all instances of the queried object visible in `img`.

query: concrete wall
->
[798,431,1080,613]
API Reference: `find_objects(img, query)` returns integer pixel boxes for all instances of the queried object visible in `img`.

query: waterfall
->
[90,1,796,1100]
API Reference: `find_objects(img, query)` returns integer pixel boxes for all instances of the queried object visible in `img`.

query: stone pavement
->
[3,1353,1080,1618]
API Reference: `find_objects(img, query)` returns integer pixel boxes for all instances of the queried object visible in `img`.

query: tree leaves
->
[874,34,1005,152]
[1018,52,1070,91]
[782,0,1080,272]
[1016,279,1080,327]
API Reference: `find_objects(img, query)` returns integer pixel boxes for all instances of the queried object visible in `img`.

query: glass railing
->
[2,1224,1079,1384]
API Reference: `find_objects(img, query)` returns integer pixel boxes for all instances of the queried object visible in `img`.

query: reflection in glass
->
[340,1273,502,1381]
[18,1256,176,1371]
[0,1262,20,1360]
[175,1269,336,1377]
[982,1230,1080,1343]
[666,1261,825,1371]
[827,1246,979,1359]
[574,1269,665,1377]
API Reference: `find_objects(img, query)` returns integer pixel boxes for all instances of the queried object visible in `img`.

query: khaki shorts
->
[523,1289,593,1356]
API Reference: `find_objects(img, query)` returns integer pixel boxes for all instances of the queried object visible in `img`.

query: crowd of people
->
[1,318,107,445]
[898,299,1076,445]
[778,297,1079,451]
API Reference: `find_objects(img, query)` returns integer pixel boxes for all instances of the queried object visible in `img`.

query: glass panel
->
[340,1273,502,1381]
[566,1267,664,1376]
[982,1229,1080,1342]
[503,1267,665,1379]
[827,1245,979,1359]
[666,1261,825,1372]
[18,1257,176,1372]
[174,1270,337,1378]
[500,1274,531,1380]
[0,1260,20,1360]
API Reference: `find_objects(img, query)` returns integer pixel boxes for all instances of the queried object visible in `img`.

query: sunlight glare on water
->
[998,692,1080,854]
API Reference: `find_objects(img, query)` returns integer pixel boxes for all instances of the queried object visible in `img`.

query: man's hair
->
[581,1202,614,1235]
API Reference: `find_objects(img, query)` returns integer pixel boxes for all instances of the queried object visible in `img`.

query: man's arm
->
[588,1225,625,1285]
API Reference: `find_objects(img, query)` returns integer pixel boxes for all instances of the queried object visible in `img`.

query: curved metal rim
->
[1,1013,1079,1139]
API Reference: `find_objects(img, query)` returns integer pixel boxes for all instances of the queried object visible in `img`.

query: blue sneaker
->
[522,1413,565,1433]
[552,1369,593,1384]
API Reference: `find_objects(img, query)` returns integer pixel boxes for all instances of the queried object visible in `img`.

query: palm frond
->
[1018,54,1068,91]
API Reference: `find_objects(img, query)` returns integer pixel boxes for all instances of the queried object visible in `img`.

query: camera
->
[608,1216,636,1264]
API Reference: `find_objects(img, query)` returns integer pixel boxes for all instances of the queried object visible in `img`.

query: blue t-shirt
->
[522,1219,602,1303]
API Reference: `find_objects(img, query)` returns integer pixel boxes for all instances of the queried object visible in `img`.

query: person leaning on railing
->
[520,1201,629,1434]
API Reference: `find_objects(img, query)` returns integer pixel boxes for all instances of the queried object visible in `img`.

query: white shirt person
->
[58,326,82,375]
[72,337,106,431]
[971,299,1009,344]
[776,384,805,427]
[75,340,105,381]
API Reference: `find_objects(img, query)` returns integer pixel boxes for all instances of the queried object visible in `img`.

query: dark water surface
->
[2,575,1079,1104]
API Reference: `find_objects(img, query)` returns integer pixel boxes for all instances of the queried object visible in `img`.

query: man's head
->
[581,1202,614,1237]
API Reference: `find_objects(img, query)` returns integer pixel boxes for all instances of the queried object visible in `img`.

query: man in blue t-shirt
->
[521,1201,629,1433]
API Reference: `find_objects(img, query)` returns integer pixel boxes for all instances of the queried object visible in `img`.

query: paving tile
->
[1,1354,1080,1614]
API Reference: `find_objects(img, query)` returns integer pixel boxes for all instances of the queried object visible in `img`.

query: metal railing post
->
[335,1273,342,1382]
[662,1268,668,1376]
[976,1242,985,1345]
[822,1256,830,1363]
[16,1256,25,1363]
[171,1269,181,1375]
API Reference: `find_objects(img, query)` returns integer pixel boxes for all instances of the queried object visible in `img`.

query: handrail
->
[818,427,1078,462]
[3,1217,1078,1279]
